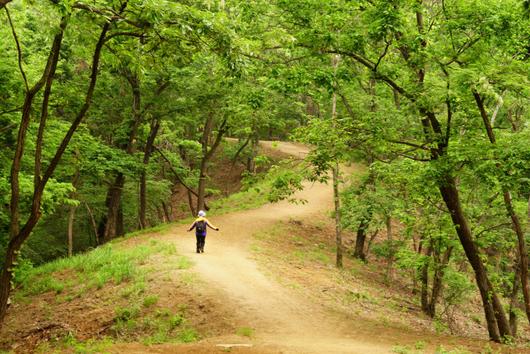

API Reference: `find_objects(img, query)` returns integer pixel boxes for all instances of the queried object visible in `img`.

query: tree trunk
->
[332,162,342,268]
[197,113,228,211]
[156,205,165,223]
[509,260,521,336]
[354,215,372,261]
[385,216,393,282]
[231,135,251,169]
[0,12,117,327]
[197,158,208,212]
[331,54,342,268]
[197,113,214,211]
[420,244,432,314]
[439,178,510,341]
[366,230,379,257]
[103,70,142,239]
[0,0,13,10]
[503,190,530,325]
[156,145,208,212]
[161,201,172,222]
[103,174,125,241]
[187,189,197,217]
[427,246,453,318]
[139,118,160,229]
[84,202,99,246]
[474,90,530,326]
[67,205,77,257]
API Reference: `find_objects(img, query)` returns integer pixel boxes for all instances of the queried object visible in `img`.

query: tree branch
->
[5,7,29,92]
[318,49,414,101]
[0,0,12,10]
[388,139,430,151]
[472,90,496,144]
[40,18,113,189]
[35,16,69,190]
[104,31,147,42]
[152,145,208,210]
[374,38,392,72]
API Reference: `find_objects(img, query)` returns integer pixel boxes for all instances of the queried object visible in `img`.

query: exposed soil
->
[2,142,528,353]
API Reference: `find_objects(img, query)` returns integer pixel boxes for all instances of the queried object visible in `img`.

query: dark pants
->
[196,234,206,252]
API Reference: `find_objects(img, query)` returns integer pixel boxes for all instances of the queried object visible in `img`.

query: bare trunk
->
[509,260,521,336]
[156,206,165,223]
[161,201,172,222]
[103,174,125,241]
[353,219,368,261]
[331,54,342,268]
[187,189,197,217]
[67,205,77,257]
[197,158,208,212]
[474,90,530,326]
[504,190,530,325]
[247,135,259,173]
[420,244,432,314]
[139,118,160,229]
[197,113,228,211]
[332,162,342,268]
[385,216,393,282]
[84,202,99,246]
[230,135,250,171]
[439,178,510,341]
[198,113,214,211]
[0,0,13,10]
[104,70,142,238]
[366,230,379,257]
[155,145,207,211]
[427,246,453,318]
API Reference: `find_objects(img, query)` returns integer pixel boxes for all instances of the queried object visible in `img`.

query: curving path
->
[168,142,394,353]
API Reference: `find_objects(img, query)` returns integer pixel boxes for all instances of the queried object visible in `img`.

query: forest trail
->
[113,141,401,353]
[110,142,503,354]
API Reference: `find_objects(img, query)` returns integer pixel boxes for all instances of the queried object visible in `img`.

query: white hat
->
[198,210,206,217]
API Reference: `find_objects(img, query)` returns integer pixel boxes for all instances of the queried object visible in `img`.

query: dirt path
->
[146,142,396,353]
[110,142,516,354]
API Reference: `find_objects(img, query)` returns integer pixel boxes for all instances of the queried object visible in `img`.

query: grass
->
[14,239,184,299]
[120,281,147,299]
[344,290,377,305]
[35,335,115,354]
[11,235,201,348]
[236,327,254,337]
[210,158,304,214]
[143,295,159,307]
[435,346,473,354]
[139,309,196,345]
[112,304,197,345]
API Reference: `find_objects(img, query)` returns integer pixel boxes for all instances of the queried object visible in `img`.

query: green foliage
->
[442,268,475,307]
[38,335,114,354]
[268,167,306,203]
[1,0,530,345]
[236,327,254,337]
[142,295,159,308]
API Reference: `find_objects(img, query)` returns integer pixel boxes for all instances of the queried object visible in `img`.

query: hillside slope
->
[1,142,521,354]
[109,142,516,354]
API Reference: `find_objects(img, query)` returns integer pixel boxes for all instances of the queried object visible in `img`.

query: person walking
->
[187,210,219,253]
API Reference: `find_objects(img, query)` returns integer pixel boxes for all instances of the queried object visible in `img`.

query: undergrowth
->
[112,305,199,345]
[13,239,188,300]
[210,157,306,214]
